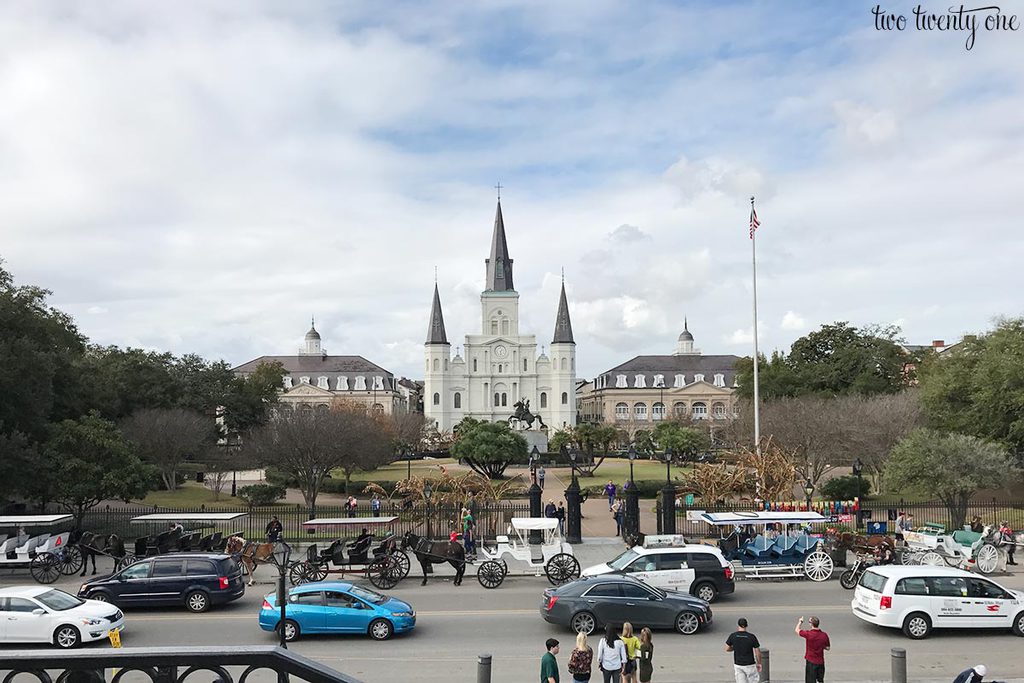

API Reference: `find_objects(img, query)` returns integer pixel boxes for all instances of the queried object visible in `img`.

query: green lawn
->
[342,458,459,482]
[139,482,249,509]
[539,459,691,482]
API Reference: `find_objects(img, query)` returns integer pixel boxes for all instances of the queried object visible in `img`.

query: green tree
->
[449,421,528,479]
[220,361,286,433]
[548,428,573,454]
[737,322,907,399]
[884,429,1015,528]
[41,413,153,527]
[0,428,38,504]
[652,422,711,458]
[632,430,656,455]
[919,318,1024,462]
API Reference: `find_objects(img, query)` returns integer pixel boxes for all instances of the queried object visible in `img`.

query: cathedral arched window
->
[498,364,502,373]
[454,393,461,409]
[432,393,440,406]
[561,392,568,405]
[501,319,509,335]
[540,392,547,408]
[523,358,528,371]
[473,359,478,372]
[444,358,449,371]
[494,392,500,407]
[561,358,568,371]
[501,393,507,407]
[491,320,498,335]
[433,358,439,371]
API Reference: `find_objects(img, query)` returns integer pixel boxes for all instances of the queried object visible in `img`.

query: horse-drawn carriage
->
[0,515,83,583]
[118,512,246,566]
[701,511,835,582]
[287,517,411,590]
[475,517,580,589]
[901,523,1002,574]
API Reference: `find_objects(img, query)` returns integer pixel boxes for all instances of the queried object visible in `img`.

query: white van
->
[852,565,1024,639]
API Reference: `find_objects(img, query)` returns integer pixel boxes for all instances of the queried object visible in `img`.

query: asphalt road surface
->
[3,570,1024,682]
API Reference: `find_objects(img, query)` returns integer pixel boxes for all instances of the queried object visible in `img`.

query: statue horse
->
[508,399,547,431]
[226,536,284,586]
[401,531,466,586]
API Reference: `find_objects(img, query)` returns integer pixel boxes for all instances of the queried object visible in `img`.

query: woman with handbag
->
[596,624,626,683]
[567,631,593,683]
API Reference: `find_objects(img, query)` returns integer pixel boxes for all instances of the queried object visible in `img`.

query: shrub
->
[238,483,286,506]
[820,475,871,501]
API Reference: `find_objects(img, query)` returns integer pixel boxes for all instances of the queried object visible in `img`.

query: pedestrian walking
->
[556,501,566,536]
[370,494,381,515]
[999,521,1017,565]
[612,500,624,537]
[596,625,626,683]
[604,481,616,511]
[795,616,830,683]
[619,622,640,683]
[463,509,477,558]
[546,500,558,519]
[725,618,762,683]
[538,466,547,490]
[637,628,653,683]
[952,664,987,683]
[567,631,593,683]
[346,495,358,518]
[541,638,560,683]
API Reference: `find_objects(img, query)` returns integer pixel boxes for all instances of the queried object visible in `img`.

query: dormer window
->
[354,376,366,390]
[674,374,685,387]
[713,373,725,387]
[694,373,705,383]
[299,376,310,384]
[634,374,646,388]
[373,376,384,390]
[316,376,329,389]
[336,376,349,391]
[283,376,293,389]
[615,374,627,388]
[653,374,665,388]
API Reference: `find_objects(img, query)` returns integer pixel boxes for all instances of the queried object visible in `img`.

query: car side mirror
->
[32,608,45,616]
[648,596,658,601]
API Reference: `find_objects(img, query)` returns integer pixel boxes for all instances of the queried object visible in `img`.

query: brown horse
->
[401,531,466,586]
[834,532,895,555]
[225,536,283,586]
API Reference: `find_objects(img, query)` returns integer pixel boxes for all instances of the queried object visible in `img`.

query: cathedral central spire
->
[425,283,449,345]
[485,200,514,292]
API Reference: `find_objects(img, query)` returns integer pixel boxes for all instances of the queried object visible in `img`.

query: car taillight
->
[546,596,559,611]
[262,599,272,610]
[880,596,892,610]
[218,576,229,590]
[724,567,733,580]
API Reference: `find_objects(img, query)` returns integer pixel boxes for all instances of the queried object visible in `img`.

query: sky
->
[2,1,1022,380]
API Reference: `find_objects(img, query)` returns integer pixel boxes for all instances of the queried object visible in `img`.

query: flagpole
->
[751,196,761,458]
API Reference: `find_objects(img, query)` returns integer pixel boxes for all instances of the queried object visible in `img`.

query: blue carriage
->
[700,511,835,582]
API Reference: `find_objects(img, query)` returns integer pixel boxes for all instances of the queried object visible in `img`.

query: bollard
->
[891,647,906,683]
[477,653,492,683]
[758,647,770,683]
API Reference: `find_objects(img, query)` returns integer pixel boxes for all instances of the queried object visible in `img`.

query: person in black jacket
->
[265,516,283,542]
[952,664,986,683]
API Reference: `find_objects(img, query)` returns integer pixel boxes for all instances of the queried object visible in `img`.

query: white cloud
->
[780,311,806,331]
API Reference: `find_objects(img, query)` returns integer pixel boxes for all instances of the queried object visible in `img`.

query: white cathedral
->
[424,200,577,433]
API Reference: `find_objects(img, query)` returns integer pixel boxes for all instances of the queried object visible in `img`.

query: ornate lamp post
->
[624,445,639,540]
[852,458,864,528]
[424,482,433,539]
[269,541,292,648]
[660,447,676,534]
[804,479,815,511]
[527,446,542,544]
[529,446,540,485]
[564,445,582,543]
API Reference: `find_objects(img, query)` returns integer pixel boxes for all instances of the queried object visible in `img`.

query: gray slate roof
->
[234,355,392,376]
[485,200,514,292]
[552,282,574,344]
[597,354,742,389]
[425,283,449,345]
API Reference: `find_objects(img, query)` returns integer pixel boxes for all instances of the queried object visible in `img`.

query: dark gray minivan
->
[78,553,245,612]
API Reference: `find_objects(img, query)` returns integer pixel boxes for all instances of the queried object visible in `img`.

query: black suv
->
[78,553,245,612]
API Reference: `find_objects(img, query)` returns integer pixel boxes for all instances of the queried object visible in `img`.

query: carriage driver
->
[265,516,283,543]
[350,527,373,562]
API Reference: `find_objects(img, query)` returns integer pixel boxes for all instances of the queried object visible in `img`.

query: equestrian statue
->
[508,399,547,430]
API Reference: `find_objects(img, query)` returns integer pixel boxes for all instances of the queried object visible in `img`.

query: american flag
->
[749,206,760,239]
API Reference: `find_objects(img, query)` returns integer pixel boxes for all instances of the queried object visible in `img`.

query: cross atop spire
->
[494,181,503,200]
[485,199,514,291]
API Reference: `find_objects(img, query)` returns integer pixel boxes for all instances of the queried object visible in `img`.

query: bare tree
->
[842,391,923,490]
[679,462,747,505]
[390,412,427,458]
[121,408,218,490]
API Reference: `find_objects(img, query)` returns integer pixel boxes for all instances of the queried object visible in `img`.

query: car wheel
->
[368,618,394,641]
[280,619,300,642]
[184,590,210,613]
[902,612,931,639]
[570,611,597,635]
[693,582,718,603]
[89,592,112,604]
[675,611,701,635]
[54,625,81,649]
[1012,611,1024,637]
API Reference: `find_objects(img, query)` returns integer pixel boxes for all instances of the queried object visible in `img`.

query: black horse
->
[401,531,466,586]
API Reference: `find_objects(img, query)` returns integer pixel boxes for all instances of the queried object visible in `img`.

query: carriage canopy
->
[510,518,559,531]
[302,516,399,528]
[0,514,74,526]
[130,512,249,524]
[698,511,827,526]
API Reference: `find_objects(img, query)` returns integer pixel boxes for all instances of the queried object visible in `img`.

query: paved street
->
[3,568,1024,682]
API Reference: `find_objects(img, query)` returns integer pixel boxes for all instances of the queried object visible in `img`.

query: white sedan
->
[0,586,125,648]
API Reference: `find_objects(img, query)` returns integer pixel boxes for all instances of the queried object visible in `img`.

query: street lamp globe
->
[803,479,814,505]
[424,482,433,501]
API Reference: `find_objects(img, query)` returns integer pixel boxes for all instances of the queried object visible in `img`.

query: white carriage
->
[901,523,1001,574]
[0,514,82,583]
[699,511,835,582]
[476,517,579,589]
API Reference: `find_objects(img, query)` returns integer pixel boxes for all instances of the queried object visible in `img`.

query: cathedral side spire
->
[485,199,515,291]
[425,283,449,345]
[552,280,575,344]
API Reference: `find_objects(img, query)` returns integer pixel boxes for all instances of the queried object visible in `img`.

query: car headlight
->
[391,611,414,617]
[80,618,102,626]
[80,585,88,595]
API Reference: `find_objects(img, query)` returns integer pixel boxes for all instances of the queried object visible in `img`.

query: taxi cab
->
[852,565,1024,639]
[581,535,734,603]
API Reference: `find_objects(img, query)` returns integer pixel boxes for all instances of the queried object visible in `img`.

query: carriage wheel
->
[288,561,311,586]
[975,543,1000,574]
[545,553,581,586]
[477,560,505,589]
[30,553,61,584]
[115,554,137,572]
[920,551,944,567]
[57,546,84,575]
[499,558,509,577]
[899,548,914,565]
[391,550,411,579]
[803,551,834,582]
[368,558,401,590]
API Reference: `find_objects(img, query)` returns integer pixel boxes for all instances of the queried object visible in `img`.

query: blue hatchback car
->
[258,581,415,642]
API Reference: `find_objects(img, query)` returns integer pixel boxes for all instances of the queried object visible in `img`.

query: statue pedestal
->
[521,430,549,454]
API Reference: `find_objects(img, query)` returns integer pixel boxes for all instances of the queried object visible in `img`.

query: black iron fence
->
[73,501,531,543]
[0,645,362,683]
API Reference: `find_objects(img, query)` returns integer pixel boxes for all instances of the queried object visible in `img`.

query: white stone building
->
[424,200,577,433]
